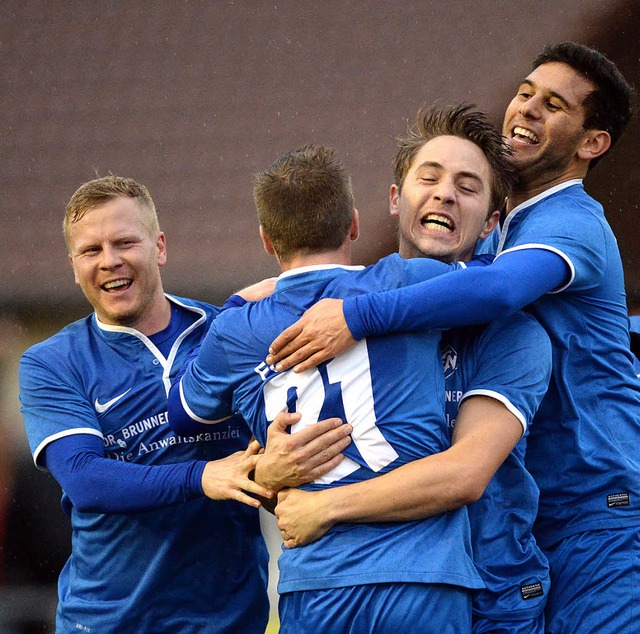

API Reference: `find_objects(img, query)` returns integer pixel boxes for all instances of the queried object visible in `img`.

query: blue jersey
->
[491,181,640,546]
[175,254,483,594]
[19,295,268,634]
[443,314,551,622]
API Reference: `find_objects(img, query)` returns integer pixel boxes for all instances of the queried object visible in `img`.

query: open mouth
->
[512,126,540,144]
[421,214,454,233]
[102,278,132,292]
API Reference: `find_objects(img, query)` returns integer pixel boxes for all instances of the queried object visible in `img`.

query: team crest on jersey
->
[442,345,458,379]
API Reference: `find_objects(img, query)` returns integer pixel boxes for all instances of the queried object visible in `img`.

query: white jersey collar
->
[498,179,582,254]
[278,263,365,280]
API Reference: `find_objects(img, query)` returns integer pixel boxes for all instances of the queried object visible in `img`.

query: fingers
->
[272,418,351,481]
[276,488,289,505]
[201,452,274,505]
[267,343,320,373]
[268,323,304,362]
[291,417,344,444]
[301,427,352,468]
[271,411,302,432]
[234,491,262,508]
[303,453,345,481]
[245,439,263,456]
[290,349,333,374]
[243,479,274,501]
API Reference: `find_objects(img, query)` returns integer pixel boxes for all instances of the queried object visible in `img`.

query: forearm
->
[326,398,521,524]
[321,448,482,527]
[345,249,566,338]
[45,435,206,514]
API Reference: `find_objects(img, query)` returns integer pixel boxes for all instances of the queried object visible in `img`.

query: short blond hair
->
[64,175,159,251]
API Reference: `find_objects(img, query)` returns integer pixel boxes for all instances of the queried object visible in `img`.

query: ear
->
[259,225,276,255]
[480,210,500,239]
[389,184,400,217]
[349,209,360,241]
[156,232,167,267]
[69,254,80,285]
[577,130,611,162]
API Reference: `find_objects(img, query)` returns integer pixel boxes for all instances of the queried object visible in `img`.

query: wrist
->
[253,457,282,493]
[315,488,339,531]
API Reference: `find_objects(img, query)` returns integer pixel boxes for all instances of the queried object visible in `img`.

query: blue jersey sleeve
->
[44,433,206,514]
[19,348,104,461]
[221,294,248,310]
[461,315,552,432]
[501,195,608,292]
[343,248,568,339]
[168,320,237,436]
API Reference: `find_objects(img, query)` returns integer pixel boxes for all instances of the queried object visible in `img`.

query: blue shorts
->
[279,582,472,634]
[473,612,544,634]
[543,526,640,633]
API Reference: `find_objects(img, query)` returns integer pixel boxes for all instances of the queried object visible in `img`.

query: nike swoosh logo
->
[94,389,132,414]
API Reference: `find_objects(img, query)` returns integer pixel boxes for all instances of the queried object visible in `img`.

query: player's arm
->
[167,320,239,435]
[44,433,273,513]
[275,396,522,547]
[267,248,568,372]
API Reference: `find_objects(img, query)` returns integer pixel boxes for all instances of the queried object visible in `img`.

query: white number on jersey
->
[262,340,398,484]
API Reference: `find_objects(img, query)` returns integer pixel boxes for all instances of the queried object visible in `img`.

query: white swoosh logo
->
[94,389,131,414]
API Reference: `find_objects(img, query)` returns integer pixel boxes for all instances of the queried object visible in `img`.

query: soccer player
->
[18,175,352,633]
[274,104,552,633]
[267,42,640,633]
[168,145,489,632]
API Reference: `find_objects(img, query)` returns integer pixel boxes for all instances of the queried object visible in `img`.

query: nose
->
[519,94,542,120]
[99,244,123,269]
[432,178,455,204]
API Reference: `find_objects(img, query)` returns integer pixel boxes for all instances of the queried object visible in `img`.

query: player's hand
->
[275,488,333,548]
[253,412,352,492]
[234,277,278,302]
[266,298,356,372]
[201,439,274,508]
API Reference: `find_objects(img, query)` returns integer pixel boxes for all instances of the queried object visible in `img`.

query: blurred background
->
[1,1,638,631]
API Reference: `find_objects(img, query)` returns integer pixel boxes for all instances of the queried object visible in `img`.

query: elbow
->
[455,470,490,506]
[484,280,522,318]
[462,484,486,506]
[66,487,105,514]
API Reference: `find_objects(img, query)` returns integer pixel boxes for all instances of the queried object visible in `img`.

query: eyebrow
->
[520,79,571,109]
[416,161,484,184]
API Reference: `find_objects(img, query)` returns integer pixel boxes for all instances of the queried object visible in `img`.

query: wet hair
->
[533,41,633,167]
[393,103,518,213]
[253,145,354,262]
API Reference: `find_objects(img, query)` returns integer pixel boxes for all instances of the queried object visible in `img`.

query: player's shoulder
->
[534,184,604,225]
[167,294,220,320]
[21,314,94,363]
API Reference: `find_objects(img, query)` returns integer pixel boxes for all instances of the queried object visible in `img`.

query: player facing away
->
[168,145,487,633]
[266,42,640,634]
[18,175,351,633]
[274,104,552,634]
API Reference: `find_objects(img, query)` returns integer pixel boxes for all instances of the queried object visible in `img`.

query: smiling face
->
[391,135,499,263]
[503,61,597,190]
[68,196,170,333]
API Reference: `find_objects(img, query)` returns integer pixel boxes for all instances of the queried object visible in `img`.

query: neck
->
[138,295,173,335]
[279,245,352,272]
[111,294,172,336]
[507,162,587,213]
